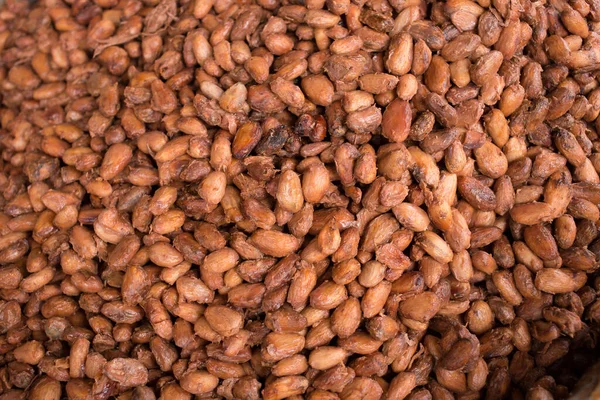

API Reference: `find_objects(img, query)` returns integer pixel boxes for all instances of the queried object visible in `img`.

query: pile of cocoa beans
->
[1,0,600,398]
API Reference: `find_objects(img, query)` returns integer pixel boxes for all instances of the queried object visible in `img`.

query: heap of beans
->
[2,0,600,398]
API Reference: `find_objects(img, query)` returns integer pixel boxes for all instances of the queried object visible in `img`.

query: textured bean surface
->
[1,0,600,399]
